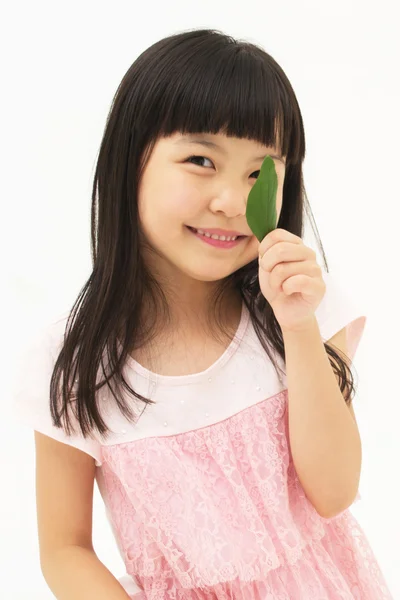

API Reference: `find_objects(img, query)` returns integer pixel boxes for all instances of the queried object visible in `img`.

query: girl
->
[14,28,393,599]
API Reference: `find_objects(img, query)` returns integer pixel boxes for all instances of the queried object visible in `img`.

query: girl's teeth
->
[196,228,237,241]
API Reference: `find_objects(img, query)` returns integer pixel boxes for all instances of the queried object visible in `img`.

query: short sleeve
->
[12,317,103,466]
[316,270,367,362]
[118,573,146,599]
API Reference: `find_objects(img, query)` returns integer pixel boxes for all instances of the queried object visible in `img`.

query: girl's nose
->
[208,186,248,218]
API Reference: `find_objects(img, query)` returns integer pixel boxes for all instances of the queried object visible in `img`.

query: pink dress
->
[13,271,393,599]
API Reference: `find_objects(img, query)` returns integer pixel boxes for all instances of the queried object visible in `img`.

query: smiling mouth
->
[186,226,246,240]
[186,226,247,248]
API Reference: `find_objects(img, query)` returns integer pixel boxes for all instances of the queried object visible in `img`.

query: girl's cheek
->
[171,189,205,218]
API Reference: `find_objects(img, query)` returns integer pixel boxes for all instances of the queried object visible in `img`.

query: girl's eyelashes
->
[185,155,260,179]
[186,155,213,168]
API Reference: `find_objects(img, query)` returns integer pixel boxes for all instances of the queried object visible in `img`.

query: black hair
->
[50,28,356,438]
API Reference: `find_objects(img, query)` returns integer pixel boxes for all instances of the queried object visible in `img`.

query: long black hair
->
[50,28,356,439]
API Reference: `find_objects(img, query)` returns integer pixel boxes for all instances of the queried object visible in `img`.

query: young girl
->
[14,28,393,599]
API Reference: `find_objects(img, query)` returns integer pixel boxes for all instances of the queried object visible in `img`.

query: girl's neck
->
[129,292,243,377]
[138,289,243,346]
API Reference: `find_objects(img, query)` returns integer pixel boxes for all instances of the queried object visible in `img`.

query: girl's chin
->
[180,259,254,283]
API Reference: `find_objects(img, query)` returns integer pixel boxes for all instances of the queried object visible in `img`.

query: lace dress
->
[14,271,394,599]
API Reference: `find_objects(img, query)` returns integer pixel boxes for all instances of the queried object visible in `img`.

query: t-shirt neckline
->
[124,301,250,386]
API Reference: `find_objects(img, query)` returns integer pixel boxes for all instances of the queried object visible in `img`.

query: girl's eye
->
[186,155,214,168]
[186,156,260,179]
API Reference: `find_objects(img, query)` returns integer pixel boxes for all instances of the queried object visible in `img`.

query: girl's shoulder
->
[12,311,103,466]
[315,270,368,361]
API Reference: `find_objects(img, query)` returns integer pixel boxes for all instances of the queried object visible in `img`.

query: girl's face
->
[138,131,286,285]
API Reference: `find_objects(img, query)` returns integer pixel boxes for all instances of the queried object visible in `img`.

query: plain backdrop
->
[2,0,399,598]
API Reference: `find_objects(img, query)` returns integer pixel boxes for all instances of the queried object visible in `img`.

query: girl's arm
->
[41,545,135,599]
[282,319,362,518]
[35,431,136,600]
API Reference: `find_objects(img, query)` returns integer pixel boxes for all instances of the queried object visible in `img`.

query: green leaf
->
[246,155,278,242]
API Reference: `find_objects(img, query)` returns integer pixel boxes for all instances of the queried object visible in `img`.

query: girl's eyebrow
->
[174,136,286,165]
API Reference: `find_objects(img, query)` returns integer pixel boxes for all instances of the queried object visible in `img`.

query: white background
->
[2,0,399,597]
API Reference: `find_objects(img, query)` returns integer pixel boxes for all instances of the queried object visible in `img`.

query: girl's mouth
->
[186,226,246,249]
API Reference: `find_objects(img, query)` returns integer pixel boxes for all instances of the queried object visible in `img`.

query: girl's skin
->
[137,131,286,333]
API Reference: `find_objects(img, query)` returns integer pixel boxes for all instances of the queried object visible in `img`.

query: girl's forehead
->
[163,131,284,158]
[167,130,274,145]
